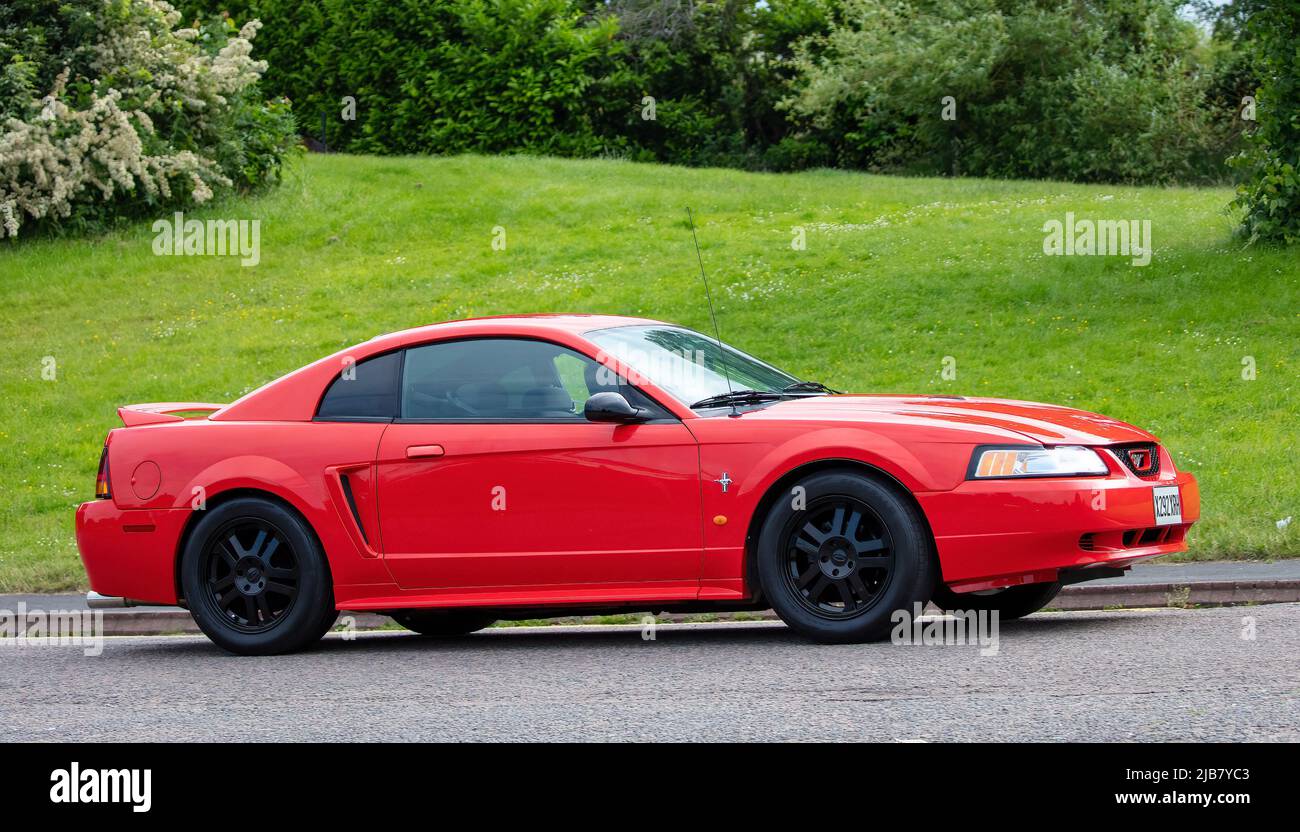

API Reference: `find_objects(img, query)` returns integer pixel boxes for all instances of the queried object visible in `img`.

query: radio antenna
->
[686,207,737,415]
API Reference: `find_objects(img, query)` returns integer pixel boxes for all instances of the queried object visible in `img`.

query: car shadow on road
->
[318,622,804,653]
[301,609,1164,653]
[121,609,1170,658]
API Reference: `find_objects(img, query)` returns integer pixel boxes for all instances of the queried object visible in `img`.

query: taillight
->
[95,442,111,499]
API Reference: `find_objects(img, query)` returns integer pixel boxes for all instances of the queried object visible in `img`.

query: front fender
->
[734,427,942,500]
[692,423,971,598]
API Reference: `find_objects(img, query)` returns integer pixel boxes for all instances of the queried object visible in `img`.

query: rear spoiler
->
[116,402,225,427]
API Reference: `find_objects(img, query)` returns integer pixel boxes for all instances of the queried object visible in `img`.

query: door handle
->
[406,444,445,459]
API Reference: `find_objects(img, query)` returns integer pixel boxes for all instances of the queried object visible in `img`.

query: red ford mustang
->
[77,314,1199,654]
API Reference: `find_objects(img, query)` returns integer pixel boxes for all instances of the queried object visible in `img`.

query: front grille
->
[1113,442,1160,477]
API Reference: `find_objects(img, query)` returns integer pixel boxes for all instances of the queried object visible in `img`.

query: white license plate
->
[1152,485,1182,526]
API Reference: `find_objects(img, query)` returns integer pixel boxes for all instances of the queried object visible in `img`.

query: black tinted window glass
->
[402,339,586,420]
[401,338,667,421]
[316,351,401,420]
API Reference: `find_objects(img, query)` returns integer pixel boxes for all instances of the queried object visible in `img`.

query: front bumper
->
[918,467,1200,592]
[76,501,189,606]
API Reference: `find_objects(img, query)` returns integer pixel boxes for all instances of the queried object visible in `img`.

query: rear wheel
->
[391,610,496,636]
[757,470,933,643]
[181,498,336,656]
[930,582,1061,620]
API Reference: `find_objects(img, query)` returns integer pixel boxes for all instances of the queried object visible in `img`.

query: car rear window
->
[315,351,402,421]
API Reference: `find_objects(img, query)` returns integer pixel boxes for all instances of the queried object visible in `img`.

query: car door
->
[374,337,703,595]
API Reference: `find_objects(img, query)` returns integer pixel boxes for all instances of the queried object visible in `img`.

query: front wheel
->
[181,498,336,656]
[930,582,1061,620]
[757,471,934,643]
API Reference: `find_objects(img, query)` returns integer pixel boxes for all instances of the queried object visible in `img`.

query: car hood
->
[742,395,1157,445]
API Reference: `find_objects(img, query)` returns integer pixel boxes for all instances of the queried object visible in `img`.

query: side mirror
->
[584,392,650,424]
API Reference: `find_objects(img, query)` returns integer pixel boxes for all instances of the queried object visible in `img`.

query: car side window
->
[399,338,668,421]
[315,351,402,421]
[553,353,591,405]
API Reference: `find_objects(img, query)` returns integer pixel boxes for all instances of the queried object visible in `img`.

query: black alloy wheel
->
[781,496,895,618]
[202,518,300,633]
[757,470,934,643]
[182,497,336,655]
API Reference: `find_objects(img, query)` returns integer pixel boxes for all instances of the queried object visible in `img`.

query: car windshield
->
[585,324,800,408]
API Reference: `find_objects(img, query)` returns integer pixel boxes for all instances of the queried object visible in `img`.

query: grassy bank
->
[0,153,1295,591]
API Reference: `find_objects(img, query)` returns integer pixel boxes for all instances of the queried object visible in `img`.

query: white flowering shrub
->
[0,0,296,239]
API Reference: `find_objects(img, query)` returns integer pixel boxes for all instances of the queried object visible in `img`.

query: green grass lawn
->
[1,153,1296,592]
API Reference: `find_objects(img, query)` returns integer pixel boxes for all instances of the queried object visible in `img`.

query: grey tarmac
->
[3,603,1297,742]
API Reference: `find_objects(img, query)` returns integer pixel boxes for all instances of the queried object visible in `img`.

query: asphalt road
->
[4,604,1297,742]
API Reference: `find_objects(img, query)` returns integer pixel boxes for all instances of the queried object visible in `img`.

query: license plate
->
[1152,485,1182,526]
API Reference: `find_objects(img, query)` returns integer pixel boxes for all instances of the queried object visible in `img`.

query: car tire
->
[181,497,336,656]
[390,610,496,636]
[930,581,1061,620]
[757,470,934,643]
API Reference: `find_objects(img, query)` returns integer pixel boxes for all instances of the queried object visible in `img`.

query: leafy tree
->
[783,0,1229,183]
[195,0,832,168]
[1231,0,1300,244]
[198,0,618,156]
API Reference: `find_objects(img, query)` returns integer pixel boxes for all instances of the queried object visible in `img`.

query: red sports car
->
[77,315,1199,654]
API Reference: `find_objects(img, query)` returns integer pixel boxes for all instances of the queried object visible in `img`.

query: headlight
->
[969,445,1108,478]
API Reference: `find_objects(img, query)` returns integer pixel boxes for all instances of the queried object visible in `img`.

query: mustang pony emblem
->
[715,472,733,493]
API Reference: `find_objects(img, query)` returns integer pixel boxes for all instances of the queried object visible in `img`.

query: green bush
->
[783,0,1236,184]
[190,0,830,168]
[1231,0,1300,244]
[202,0,618,156]
[583,0,831,170]
[583,0,746,167]
[174,0,1255,185]
[0,0,296,239]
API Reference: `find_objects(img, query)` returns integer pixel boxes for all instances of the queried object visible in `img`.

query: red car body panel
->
[374,421,703,591]
[75,315,1200,611]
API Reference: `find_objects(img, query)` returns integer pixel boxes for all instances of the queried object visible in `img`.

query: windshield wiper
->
[782,380,841,395]
[690,389,785,409]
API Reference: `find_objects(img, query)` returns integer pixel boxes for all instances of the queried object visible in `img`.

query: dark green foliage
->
[582,0,833,169]
[1230,0,1300,244]
[122,0,1277,187]
[196,0,618,156]
[783,0,1247,184]
[181,0,831,167]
